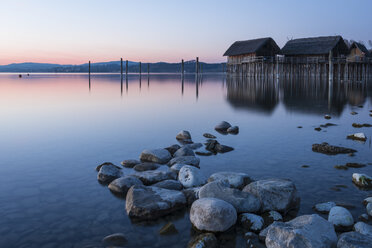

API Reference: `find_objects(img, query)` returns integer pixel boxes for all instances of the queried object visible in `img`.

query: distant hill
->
[0,60,225,73]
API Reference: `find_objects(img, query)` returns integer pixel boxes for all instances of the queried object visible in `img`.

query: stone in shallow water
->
[132,166,177,185]
[313,201,336,213]
[324,114,331,119]
[152,179,183,190]
[337,232,372,248]
[265,214,337,248]
[239,213,264,232]
[312,142,357,155]
[363,197,372,205]
[203,133,216,139]
[133,162,160,172]
[190,198,237,232]
[227,126,239,134]
[352,173,372,188]
[159,222,178,235]
[120,159,141,168]
[173,146,195,157]
[125,185,186,220]
[176,130,192,141]
[102,233,127,246]
[214,121,232,131]
[199,181,260,213]
[164,144,181,156]
[182,187,200,205]
[352,123,372,128]
[178,165,207,188]
[168,156,200,168]
[170,163,184,173]
[367,203,372,217]
[108,176,143,196]
[208,171,252,189]
[97,164,122,184]
[328,206,354,231]
[96,162,121,172]
[188,233,218,248]
[139,148,171,164]
[262,210,283,226]
[243,178,300,214]
[347,132,367,141]
[354,222,372,238]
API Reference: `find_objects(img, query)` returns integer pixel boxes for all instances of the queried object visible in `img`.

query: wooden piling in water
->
[196,57,199,75]
[126,60,128,77]
[181,59,184,76]
[147,63,150,76]
[120,58,123,80]
[139,62,142,75]
[89,60,91,77]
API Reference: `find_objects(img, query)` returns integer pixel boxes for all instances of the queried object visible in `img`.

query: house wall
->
[347,48,365,62]
[227,53,256,64]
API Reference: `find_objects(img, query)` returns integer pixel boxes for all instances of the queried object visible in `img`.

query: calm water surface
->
[0,73,371,248]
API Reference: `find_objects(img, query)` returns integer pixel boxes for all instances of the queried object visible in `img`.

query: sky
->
[0,0,371,65]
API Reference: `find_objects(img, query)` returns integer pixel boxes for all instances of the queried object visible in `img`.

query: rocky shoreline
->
[95,120,372,248]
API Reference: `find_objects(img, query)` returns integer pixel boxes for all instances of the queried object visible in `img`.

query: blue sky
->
[0,0,371,64]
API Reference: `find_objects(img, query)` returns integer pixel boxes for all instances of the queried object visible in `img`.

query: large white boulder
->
[178,165,207,188]
[328,206,354,231]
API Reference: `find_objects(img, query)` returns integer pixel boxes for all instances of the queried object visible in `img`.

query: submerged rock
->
[159,222,178,235]
[243,178,299,214]
[173,146,195,157]
[102,233,127,246]
[176,130,192,141]
[205,139,234,154]
[265,214,337,248]
[334,165,349,170]
[347,133,367,142]
[140,148,172,164]
[324,114,332,119]
[328,206,354,231]
[178,165,207,188]
[320,123,337,128]
[350,111,358,115]
[313,201,336,213]
[108,176,143,196]
[190,198,237,232]
[352,123,372,128]
[227,126,239,134]
[120,159,140,168]
[214,121,232,132]
[239,213,264,232]
[133,162,160,172]
[152,179,183,190]
[199,181,260,213]
[354,222,372,238]
[314,127,322,131]
[345,163,366,168]
[187,233,218,248]
[203,133,216,139]
[262,210,283,226]
[132,166,177,185]
[97,164,122,184]
[312,142,357,155]
[337,232,372,248]
[367,203,372,217]
[208,171,252,189]
[125,185,186,220]
[352,173,372,188]
[168,156,200,168]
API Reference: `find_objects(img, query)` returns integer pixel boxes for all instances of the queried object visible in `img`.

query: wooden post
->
[181,59,184,76]
[120,58,123,80]
[126,60,128,77]
[196,57,199,75]
[139,62,142,75]
[89,60,91,77]
[328,51,333,82]
[147,63,150,76]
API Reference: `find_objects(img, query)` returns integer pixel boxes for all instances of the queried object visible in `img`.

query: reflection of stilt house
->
[223,37,280,76]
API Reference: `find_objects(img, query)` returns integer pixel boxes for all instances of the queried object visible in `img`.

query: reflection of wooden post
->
[120,58,123,80]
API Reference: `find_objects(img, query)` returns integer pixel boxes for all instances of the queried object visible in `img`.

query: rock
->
[240,213,264,232]
[159,222,178,235]
[301,165,310,168]
[214,121,232,132]
[199,181,260,213]
[184,143,203,150]
[297,126,303,128]
[205,139,234,154]
[262,211,283,226]
[350,111,358,115]
[359,214,369,222]
[187,233,218,248]
[96,162,121,172]
[312,142,357,155]
[216,144,234,153]
[195,150,214,156]
[97,164,122,184]
[190,198,237,232]
[328,206,354,231]
[367,203,372,217]
[363,197,372,205]
[324,114,332,119]
[108,176,143,196]
[164,144,181,156]
[120,159,140,168]
[347,133,367,142]
[133,162,160,172]
[243,179,300,214]
[140,148,172,164]
[152,180,183,190]
[337,232,372,248]
[132,166,177,185]
[345,163,366,168]
[170,163,184,173]
[168,156,200,168]
[176,130,192,141]
[102,233,127,246]
[354,222,372,238]
[320,123,337,128]
[265,214,337,248]
[314,127,322,131]
[178,165,207,188]
[173,146,195,157]
[352,123,372,128]
[208,171,252,189]
[334,165,349,170]
[259,226,270,242]
[125,185,186,220]
[227,126,239,134]
[314,201,336,213]
[182,187,200,205]
[352,173,372,188]
[203,133,216,139]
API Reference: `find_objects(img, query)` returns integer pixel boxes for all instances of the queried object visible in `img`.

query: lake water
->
[0,73,371,248]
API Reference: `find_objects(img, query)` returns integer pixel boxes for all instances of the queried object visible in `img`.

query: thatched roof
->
[281,36,349,56]
[350,42,370,57]
[223,37,278,56]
